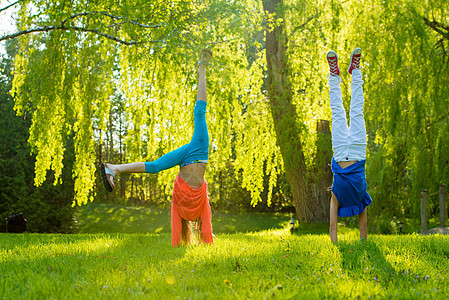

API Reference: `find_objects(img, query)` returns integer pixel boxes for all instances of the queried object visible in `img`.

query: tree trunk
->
[262,0,331,222]
[311,120,332,220]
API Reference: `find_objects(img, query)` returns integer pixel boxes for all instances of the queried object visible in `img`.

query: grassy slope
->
[1,203,449,299]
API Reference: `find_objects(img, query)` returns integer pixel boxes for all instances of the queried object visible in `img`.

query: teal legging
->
[144,100,209,173]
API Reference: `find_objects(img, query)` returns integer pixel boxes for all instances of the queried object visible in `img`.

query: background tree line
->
[0,39,75,232]
[1,0,448,232]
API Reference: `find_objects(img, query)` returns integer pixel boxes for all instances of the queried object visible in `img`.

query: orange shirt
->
[171,174,213,246]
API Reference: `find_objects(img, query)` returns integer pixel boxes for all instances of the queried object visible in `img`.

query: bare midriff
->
[337,160,357,169]
[179,163,207,189]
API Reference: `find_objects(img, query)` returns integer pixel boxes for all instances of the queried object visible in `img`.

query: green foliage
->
[1,230,449,298]
[349,0,449,220]
[288,0,449,221]
[10,0,283,207]
[6,0,449,223]
[0,41,31,231]
[0,40,75,233]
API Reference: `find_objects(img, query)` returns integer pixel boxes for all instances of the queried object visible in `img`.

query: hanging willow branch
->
[423,17,449,41]
[59,11,161,29]
[290,10,321,36]
[0,11,162,45]
[1,25,144,45]
[0,0,20,14]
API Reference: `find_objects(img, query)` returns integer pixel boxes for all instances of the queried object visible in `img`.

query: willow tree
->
[260,0,449,222]
[4,0,284,207]
[9,0,445,225]
[359,0,449,220]
[6,0,225,205]
[3,0,336,222]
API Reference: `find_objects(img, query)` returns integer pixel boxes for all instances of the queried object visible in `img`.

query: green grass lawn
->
[1,203,449,299]
[74,202,291,234]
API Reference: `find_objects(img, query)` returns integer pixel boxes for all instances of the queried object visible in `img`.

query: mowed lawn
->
[74,202,291,234]
[1,203,449,299]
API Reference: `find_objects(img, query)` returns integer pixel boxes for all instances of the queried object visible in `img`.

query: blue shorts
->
[145,100,209,173]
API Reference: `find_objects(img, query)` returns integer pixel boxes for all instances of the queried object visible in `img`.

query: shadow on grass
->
[336,238,396,292]
[212,210,288,234]
[290,222,330,236]
[75,203,171,234]
[75,202,290,234]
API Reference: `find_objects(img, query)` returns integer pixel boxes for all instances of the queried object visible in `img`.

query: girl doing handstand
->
[326,48,372,243]
[101,49,213,247]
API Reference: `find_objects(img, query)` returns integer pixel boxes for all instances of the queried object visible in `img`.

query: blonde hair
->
[180,218,205,245]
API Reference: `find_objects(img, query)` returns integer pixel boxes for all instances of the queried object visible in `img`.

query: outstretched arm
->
[329,193,339,243]
[358,208,367,240]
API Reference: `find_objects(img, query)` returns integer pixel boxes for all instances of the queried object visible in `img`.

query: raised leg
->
[191,49,210,150]
[103,162,145,190]
[329,74,349,158]
[348,68,367,147]
[196,49,211,102]
[197,66,207,102]
[178,50,212,188]
[102,50,212,192]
